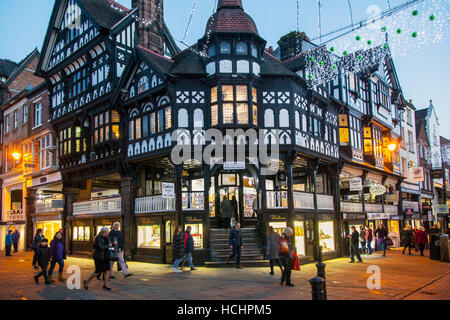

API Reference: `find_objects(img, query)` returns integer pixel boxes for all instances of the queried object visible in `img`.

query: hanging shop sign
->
[411,167,424,182]
[370,185,386,196]
[185,216,203,223]
[431,169,443,179]
[436,204,449,216]
[269,214,287,221]
[367,213,390,220]
[162,182,175,199]
[349,178,363,191]
[223,162,245,170]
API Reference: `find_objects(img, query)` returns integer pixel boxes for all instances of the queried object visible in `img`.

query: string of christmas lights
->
[109,0,162,28]
[347,0,354,29]
[317,0,323,44]
[182,0,198,44]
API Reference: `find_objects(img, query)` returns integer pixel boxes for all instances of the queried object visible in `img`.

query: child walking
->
[32,238,54,285]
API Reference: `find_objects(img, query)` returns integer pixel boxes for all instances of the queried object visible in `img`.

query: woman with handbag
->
[375,224,388,257]
[83,227,113,291]
[267,226,283,275]
[279,227,294,287]
[31,229,44,252]
[172,225,185,273]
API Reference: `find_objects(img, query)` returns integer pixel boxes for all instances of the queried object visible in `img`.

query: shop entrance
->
[213,171,258,229]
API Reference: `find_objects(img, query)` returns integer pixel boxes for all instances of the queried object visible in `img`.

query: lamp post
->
[12,151,21,161]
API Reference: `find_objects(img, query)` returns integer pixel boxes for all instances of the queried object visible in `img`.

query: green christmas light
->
[412,32,418,38]
[332,65,337,69]
[319,60,324,66]
[343,51,348,56]
[309,57,314,62]
[412,10,419,16]
[381,26,387,32]
[358,55,363,60]
[356,36,361,41]
[429,14,435,21]
[308,74,313,80]
[397,28,402,34]
[367,40,373,45]
[330,47,335,52]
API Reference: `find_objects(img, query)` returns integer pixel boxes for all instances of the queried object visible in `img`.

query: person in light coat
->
[266,226,283,275]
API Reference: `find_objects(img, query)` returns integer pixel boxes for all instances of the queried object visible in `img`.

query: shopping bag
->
[293,253,300,271]
[230,216,237,228]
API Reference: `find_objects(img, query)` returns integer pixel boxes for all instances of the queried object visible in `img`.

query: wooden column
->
[203,165,211,250]
[175,165,183,226]
[310,159,320,261]
[62,187,80,254]
[25,189,37,250]
[120,176,135,260]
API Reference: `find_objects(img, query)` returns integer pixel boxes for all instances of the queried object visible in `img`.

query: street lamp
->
[12,152,21,161]
[388,143,397,152]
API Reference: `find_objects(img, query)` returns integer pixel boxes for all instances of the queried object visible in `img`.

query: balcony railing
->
[35,200,64,214]
[341,202,363,213]
[6,209,25,221]
[317,194,334,210]
[135,195,176,213]
[365,203,383,213]
[384,205,398,215]
[267,191,288,209]
[402,200,420,213]
[293,191,314,210]
[182,192,204,210]
[73,197,121,215]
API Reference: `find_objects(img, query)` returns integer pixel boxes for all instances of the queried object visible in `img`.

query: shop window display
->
[36,221,62,241]
[185,224,203,248]
[294,221,306,256]
[319,221,335,251]
[269,222,287,236]
[138,225,161,248]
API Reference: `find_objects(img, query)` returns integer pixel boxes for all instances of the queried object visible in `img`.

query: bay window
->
[40,134,58,169]
[94,110,120,144]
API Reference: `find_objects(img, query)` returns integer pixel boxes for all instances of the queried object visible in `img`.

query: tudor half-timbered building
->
[116,0,341,265]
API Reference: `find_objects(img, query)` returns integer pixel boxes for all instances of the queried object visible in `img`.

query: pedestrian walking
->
[266,226,283,275]
[5,230,13,257]
[359,225,367,254]
[83,227,113,291]
[12,229,20,252]
[48,231,66,281]
[401,226,414,255]
[32,238,54,285]
[279,227,294,287]
[181,226,197,271]
[221,196,233,229]
[31,229,44,252]
[365,226,373,255]
[226,223,243,269]
[375,223,388,257]
[108,222,133,279]
[172,225,184,273]
[414,227,428,256]
[348,226,363,263]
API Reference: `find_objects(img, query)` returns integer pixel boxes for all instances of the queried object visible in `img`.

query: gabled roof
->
[205,0,258,35]
[170,49,206,76]
[261,51,297,77]
[415,108,428,120]
[0,59,18,78]
[5,48,40,86]
[137,45,174,76]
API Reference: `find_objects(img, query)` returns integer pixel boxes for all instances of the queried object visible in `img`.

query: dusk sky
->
[0,0,448,137]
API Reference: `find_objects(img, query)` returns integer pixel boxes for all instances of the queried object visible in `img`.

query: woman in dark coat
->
[375,223,388,257]
[401,226,414,255]
[267,226,283,275]
[172,225,185,273]
[83,227,114,291]
[48,231,67,280]
[31,229,44,252]
[280,227,294,287]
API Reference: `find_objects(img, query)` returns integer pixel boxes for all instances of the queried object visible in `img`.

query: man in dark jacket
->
[12,229,20,252]
[108,222,132,279]
[348,226,363,263]
[181,226,197,271]
[32,238,54,285]
[227,223,243,268]
[5,230,13,256]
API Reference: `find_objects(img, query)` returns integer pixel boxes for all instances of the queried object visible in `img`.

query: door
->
[304,219,315,258]
[218,186,239,219]
[163,218,175,263]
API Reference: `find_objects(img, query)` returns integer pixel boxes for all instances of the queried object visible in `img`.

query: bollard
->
[316,246,327,299]
[440,234,449,262]
[309,276,325,300]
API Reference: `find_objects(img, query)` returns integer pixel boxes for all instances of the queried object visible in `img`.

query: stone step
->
[211,255,265,262]
[211,249,263,258]
[210,242,261,248]
[210,236,260,242]
[204,260,270,268]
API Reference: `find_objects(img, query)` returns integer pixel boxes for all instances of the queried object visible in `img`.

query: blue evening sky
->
[0,0,448,137]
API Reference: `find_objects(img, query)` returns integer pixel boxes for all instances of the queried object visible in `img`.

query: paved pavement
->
[0,249,448,300]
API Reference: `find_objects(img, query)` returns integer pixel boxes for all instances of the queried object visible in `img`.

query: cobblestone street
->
[0,249,448,300]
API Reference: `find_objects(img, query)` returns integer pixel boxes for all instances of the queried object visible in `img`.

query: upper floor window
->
[208,44,216,57]
[408,130,414,153]
[220,41,231,54]
[377,82,390,110]
[407,108,412,125]
[349,115,362,150]
[94,110,120,144]
[23,105,28,124]
[59,128,72,156]
[13,110,18,129]
[40,133,58,169]
[236,42,248,55]
[34,103,42,127]
[4,114,10,133]
[251,44,258,58]
[130,107,171,141]
[68,67,90,100]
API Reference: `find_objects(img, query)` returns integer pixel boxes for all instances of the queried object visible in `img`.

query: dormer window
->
[251,44,258,58]
[236,42,248,55]
[220,41,231,54]
[208,44,216,57]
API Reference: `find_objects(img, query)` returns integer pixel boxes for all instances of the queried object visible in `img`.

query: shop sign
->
[411,167,424,182]
[269,214,286,221]
[404,208,414,215]
[52,200,64,208]
[367,213,389,220]
[370,185,386,196]
[412,214,422,219]
[185,216,203,223]
[223,162,245,170]
[349,178,363,191]
[137,217,160,225]
[385,193,399,203]
[431,169,443,179]
[162,182,175,199]
[389,216,403,220]
[436,204,449,216]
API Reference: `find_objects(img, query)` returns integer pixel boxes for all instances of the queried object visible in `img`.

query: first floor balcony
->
[73,197,121,216]
[265,191,334,211]
[35,200,64,214]
[135,195,176,214]
[5,209,25,222]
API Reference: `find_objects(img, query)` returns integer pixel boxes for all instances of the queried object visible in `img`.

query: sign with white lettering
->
[411,167,424,182]
[349,178,363,191]
[370,185,386,196]
[162,182,175,199]
[223,162,245,170]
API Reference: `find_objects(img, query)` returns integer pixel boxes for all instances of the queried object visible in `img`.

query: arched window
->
[295,111,300,129]
[236,42,248,55]
[137,76,149,94]
[193,109,204,128]
[251,44,258,58]
[208,44,216,57]
[264,109,274,127]
[302,114,307,132]
[220,41,231,54]
[279,109,289,127]
[178,108,188,128]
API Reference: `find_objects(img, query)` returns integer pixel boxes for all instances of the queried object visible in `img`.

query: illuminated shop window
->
[319,221,335,251]
[185,224,204,248]
[294,220,306,256]
[138,225,161,248]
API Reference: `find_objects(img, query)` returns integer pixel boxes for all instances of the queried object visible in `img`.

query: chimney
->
[268,46,274,54]
[132,0,165,55]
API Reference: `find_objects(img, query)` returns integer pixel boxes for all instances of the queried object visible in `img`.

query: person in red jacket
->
[365,226,373,255]
[414,227,428,256]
